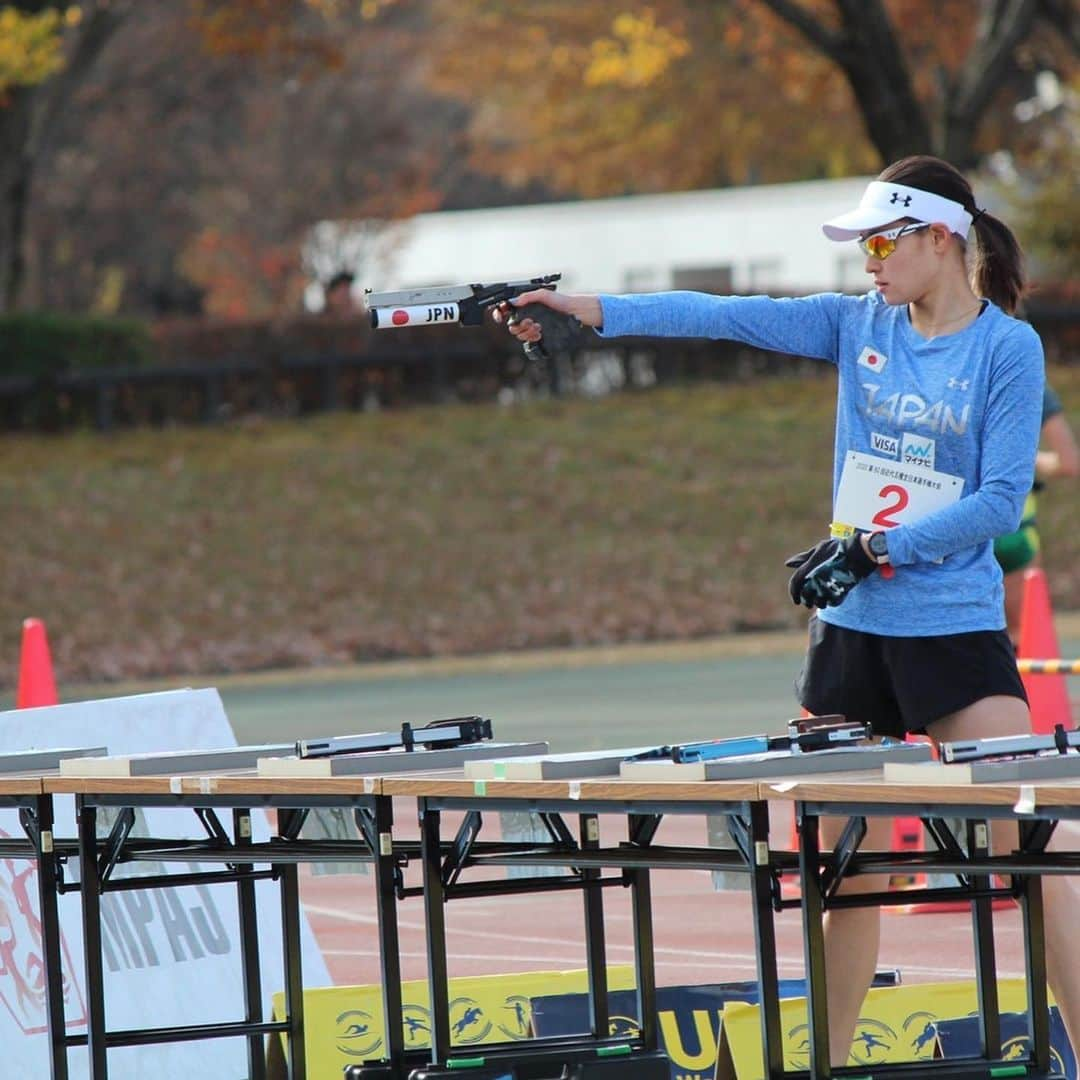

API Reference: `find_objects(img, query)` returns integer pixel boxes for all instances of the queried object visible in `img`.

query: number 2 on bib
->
[871,484,910,528]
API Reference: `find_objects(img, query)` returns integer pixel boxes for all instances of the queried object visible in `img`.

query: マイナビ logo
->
[857,346,888,373]
[902,433,936,469]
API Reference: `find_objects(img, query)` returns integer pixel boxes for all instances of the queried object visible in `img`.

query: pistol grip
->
[523,340,550,363]
[508,301,582,364]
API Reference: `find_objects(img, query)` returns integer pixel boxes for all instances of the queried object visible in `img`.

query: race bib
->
[833,450,963,532]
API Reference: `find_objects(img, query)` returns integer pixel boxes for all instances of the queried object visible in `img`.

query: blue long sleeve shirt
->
[596,290,1044,636]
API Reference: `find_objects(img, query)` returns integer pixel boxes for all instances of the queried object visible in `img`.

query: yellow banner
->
[719,979,1056,1080]
[269,966,637,1078]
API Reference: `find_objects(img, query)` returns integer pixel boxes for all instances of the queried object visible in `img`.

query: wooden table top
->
[42,771,384,797]
[24,767,1080,812]
[760,771,1080,809]
[0,776,49,795]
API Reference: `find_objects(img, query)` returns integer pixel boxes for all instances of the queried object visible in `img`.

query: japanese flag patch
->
[857,346,888,373]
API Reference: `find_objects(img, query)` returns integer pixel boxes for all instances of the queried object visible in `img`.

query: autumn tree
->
[3,0,471,315]
[758,0,1077,166]
[2,0,367,314]
[9,1,1074,315]
[421,0,1078,196]
[41,1,453,317]
[0,1,131,311]
[993,71,1080,280]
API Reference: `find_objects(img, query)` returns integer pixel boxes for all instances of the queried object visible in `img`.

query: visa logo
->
[871,432,899,457]
[902,433,935,469]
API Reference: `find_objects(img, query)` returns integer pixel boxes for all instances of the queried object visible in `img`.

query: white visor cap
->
[822,181,973,241]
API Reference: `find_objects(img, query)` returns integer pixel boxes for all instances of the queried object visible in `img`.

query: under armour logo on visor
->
[890,193,913,207]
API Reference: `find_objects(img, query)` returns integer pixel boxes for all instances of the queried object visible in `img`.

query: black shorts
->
[795,615,1027,738]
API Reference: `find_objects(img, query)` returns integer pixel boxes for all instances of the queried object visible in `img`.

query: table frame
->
[369,775,788,1079]
[40,774,794,1080]
[24,768,1080,1080]
[770,775,1080,1080]
[42,777,410,1080]
[0,783,70,1080]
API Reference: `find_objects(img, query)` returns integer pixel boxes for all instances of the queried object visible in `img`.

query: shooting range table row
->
[9,768,1080,1080]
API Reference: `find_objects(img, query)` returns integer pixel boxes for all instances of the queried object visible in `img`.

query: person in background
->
[322,270,358,316]
[495,154,1080,1067]
[994,383,1079,642]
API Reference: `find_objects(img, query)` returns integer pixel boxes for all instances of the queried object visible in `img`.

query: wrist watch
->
[867,530,890,565]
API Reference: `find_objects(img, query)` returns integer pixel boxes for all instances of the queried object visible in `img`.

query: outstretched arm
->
[497,289,847,361]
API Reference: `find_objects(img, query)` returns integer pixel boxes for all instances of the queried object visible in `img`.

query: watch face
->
[869,532,888,557]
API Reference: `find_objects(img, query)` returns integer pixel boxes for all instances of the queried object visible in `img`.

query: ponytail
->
[877,155,1026,314]
[970,210,1025,315]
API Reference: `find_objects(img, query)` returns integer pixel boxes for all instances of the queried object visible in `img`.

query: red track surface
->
[298,801,1026,991]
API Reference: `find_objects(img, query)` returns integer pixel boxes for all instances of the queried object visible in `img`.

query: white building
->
[312,175,879,307]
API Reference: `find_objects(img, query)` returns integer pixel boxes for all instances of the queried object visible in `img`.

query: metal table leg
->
[1020,840,1052,1075]
[627,813,658,1053]
[420,803,452,1064]
[279,850,306,1078]
[797,805,831,1079]
[31,794,70,1080]
[579,812,609,1039]
[233,809,266,1080]
[77,799,109,1079]
[371,795,406,1066]
[747,801,783,1080]
[967,819,1001,1060]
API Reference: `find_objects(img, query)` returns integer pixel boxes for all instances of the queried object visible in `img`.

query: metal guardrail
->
[0,346,514,431]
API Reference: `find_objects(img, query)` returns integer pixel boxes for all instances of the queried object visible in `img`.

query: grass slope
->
[3,367,1077,688]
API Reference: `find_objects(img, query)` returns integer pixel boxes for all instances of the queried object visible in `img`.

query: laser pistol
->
[297,716,493,759]
[942,723,1080,764]
[363,273,582,362]
[628,715,871,764]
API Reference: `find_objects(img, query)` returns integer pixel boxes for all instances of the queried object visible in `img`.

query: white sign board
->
[0,688,331,1078]
[833,450,963,532]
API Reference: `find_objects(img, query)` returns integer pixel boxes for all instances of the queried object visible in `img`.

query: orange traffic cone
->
[16,618,59,708]
[1017,568,1070,735]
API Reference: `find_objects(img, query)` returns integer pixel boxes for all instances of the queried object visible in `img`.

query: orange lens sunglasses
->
[858,222,930,260]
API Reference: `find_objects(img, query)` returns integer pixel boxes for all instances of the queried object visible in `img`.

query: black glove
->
[785,539,841,605]
[506,302,584,363]
[796,533,879,609]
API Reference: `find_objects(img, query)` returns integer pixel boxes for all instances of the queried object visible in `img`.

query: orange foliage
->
[189,0,345,70]
[420,0,1074,195]
[425,0,878,195]
[180,228,307,318]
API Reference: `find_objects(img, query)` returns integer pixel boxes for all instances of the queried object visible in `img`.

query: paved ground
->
[203,619,1080,750]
